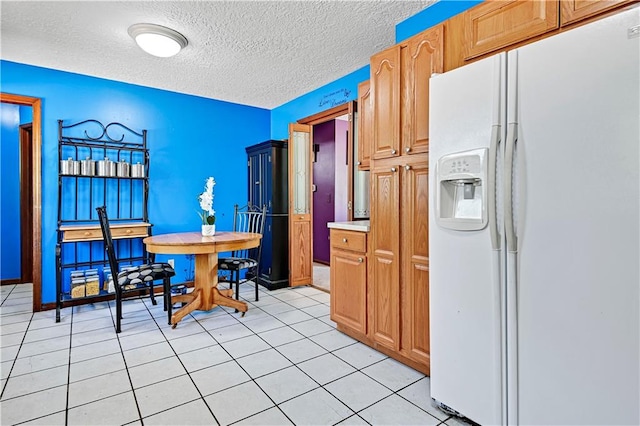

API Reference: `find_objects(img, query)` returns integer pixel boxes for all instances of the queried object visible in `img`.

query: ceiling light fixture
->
[128,23,188,58]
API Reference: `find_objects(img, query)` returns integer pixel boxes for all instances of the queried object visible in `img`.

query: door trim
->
[1,93,42,312]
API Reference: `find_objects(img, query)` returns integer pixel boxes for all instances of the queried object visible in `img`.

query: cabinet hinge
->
[247,160,250,166]
[268,155,272,162]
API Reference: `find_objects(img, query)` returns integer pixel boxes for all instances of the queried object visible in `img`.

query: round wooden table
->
[143,231,262,327]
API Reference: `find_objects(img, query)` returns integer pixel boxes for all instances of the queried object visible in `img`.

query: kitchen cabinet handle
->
[404,165,410,171]
[358,257,363,263]
[405,147,410,153]
[391,167,397,172]
[391,149,397,155]
[255,181,260,185]
[342,238,348,243]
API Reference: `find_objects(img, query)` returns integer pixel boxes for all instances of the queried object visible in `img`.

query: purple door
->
[312,121,335,264]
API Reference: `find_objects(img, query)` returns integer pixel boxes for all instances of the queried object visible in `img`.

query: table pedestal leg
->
[170,251,248,327]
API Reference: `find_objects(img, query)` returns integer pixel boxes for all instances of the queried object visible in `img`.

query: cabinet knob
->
[125,229,132,234]
[255,181,260,185]
[356,161,361,166]
[342,238,348,243]
[83,231,91,236]
[358,257,363,263]
[391,167,397,172]
[405,147,411,153]
[405,165,411,171]
[391,149,397,155]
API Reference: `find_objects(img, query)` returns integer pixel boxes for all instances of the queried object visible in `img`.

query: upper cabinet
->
[401,25,443,156]
[371,45,401,160]
[464,0,559,60]
[560,0,636,25]
[357,80,372,170]
[370,25,444,160]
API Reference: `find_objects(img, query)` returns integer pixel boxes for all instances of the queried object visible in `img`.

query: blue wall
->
[1,103,21,280]
[270,66,369,140]
[0,60,270,303]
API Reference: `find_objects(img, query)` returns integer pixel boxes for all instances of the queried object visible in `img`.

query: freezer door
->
[508,8,640,425]
[429,53,506,425]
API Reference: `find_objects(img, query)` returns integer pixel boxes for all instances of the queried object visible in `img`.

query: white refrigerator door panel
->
[429,54,505,425]
[511,9,639,425]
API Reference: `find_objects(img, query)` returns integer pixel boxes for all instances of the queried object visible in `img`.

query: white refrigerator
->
[428,8,639,426]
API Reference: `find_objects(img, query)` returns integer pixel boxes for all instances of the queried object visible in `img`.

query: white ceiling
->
[1,0,435,109]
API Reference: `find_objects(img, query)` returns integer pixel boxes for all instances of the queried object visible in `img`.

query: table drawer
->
[331,229,367,253]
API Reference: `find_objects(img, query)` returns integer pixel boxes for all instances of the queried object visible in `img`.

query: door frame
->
[293,102,357,288]
[1,93,42,312]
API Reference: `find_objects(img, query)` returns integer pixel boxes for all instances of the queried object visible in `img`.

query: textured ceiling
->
[1,0,434,109]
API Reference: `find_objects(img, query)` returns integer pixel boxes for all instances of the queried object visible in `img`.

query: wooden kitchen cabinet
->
[401,25,443,156]
[369,159,401,351]
[369,156,430,371]
[400,158,430,366]
[370,26,443,160]
[371,45,401,160]
[464,0,559,60]
[330,229,368,335]
[357,80,372,170]
[560,0,636,25]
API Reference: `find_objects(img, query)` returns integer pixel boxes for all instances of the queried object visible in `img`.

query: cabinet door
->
[464,0,559,60]
[370,161,400,350]
[357,80,372,170]
[260,150,271,212]
[561,0,635,25]
[330,248,367,334]
[400,158,430,367]
[401,25,443,156]
[248,152,261,207]
[371,45,401,160]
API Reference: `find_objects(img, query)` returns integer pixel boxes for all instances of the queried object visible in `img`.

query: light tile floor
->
[1,282,469,425]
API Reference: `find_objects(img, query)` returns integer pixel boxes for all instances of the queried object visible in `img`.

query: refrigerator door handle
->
[488,124,501,251]
[504,122,518,253]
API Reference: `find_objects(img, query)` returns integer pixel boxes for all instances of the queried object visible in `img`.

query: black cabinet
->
[246,140,289,290]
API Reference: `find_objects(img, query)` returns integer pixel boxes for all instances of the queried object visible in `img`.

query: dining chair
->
[218,204,267,304]
[96,206,176,333]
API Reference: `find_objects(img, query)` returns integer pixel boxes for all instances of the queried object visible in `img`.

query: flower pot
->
[201,224,215,236]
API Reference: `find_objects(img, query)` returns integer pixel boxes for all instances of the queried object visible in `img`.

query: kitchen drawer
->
[60,223,151,242]
[331,229,367,253]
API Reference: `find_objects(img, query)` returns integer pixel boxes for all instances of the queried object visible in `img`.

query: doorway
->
[0,93,42,312]
[289,101,369,292]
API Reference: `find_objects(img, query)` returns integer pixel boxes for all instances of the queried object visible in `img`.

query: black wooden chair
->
[96,206,175,333]
[218,204,267,304]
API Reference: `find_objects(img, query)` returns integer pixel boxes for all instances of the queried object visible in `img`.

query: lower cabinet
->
[330,221,430,375]
[330,229,367,335]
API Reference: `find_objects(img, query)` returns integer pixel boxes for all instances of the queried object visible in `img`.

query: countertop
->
[327,220,370,232]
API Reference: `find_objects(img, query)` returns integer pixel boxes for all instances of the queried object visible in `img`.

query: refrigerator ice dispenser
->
[436,148,488,231]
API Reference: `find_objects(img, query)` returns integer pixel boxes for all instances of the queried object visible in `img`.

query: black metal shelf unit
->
[55,119,151,322]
